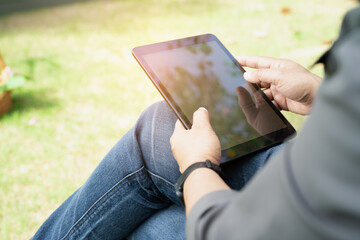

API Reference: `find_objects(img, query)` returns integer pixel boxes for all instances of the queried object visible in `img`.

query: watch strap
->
[175,160,224,207]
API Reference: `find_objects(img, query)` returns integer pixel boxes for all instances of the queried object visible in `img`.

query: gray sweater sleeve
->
[187,11,360,240]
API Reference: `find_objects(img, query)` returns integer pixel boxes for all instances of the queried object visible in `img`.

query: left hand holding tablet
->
[170,107,221,173]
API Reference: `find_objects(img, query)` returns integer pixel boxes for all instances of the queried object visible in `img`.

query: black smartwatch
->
[174,160,224,207]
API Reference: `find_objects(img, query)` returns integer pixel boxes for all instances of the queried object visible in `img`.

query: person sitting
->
[32,5,360,240]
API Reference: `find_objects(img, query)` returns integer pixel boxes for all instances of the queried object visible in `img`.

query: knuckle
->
[170,135,175,144]
[170,142,176,152]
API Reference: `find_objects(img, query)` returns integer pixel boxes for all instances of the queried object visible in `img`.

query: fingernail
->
[243,72,250,79]
[198,107,207,111]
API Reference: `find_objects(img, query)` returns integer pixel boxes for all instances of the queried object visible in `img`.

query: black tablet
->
[132,34,296,163]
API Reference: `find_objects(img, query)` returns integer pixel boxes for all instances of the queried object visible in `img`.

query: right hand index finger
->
[237,56,283,69]
[244,69,281,85]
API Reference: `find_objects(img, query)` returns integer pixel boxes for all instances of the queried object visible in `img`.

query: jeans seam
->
[145,169,175,189]
[150,103,158,170]
[60,166,146,240]
[147,103,176,193]
[146,169,179,205]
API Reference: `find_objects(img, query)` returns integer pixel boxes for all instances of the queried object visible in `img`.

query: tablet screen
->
[133,34,295,162]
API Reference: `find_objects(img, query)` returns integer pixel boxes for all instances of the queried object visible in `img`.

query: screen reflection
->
[143,41,286,150]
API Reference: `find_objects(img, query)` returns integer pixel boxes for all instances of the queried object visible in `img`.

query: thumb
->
[192,107,212,129]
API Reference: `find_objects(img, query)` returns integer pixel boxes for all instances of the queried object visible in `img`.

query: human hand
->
[170,107,221,173]
[237,56,322,115]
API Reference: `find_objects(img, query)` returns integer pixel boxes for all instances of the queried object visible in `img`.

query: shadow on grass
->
[6,89,59,116]
[22,57,60,81]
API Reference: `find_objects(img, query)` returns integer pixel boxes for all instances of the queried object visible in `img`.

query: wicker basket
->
[0,91,12,116]
[0,54,12,117]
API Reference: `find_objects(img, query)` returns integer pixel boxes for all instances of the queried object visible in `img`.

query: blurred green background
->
[0,0,357,238]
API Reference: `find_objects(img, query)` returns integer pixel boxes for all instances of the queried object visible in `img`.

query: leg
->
[127,205,186,240]
[222,144,283,190]
[32,101,181,239]
[32,100,283,239]
[127,145,283,240]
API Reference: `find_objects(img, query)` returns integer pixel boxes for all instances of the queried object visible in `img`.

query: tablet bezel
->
[132,34,296,163]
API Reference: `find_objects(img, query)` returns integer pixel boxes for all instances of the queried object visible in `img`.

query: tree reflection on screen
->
[143,41,284,150]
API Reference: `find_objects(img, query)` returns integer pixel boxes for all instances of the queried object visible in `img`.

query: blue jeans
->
[32,101,282,240]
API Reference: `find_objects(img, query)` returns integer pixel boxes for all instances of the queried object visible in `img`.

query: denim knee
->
[134,101,180,182]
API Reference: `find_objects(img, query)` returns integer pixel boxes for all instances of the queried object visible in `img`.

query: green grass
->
[0,0,357,238]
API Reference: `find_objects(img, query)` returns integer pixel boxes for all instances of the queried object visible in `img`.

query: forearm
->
[183,168,230,216]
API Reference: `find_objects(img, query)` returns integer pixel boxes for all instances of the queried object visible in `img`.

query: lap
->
[128,101,283,239]
[127,204,185,240]
[32,100,283,239]
[140,101,282,191]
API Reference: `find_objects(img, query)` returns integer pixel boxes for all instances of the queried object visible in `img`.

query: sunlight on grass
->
[0,0,357,238]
